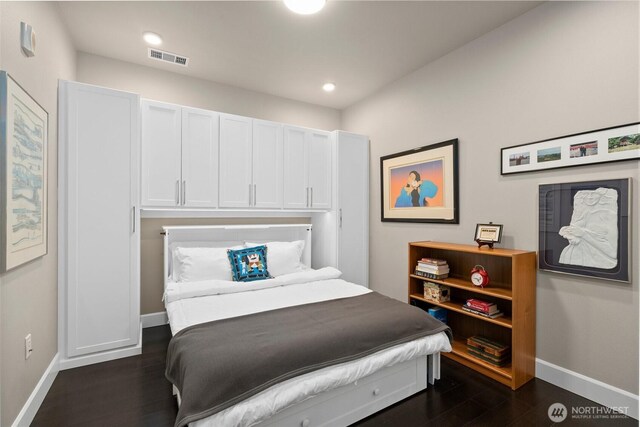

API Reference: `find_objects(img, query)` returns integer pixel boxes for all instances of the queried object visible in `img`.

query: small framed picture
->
[474,223,503,243]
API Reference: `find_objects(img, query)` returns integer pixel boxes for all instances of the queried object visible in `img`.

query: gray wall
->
[76,52,341,131]
[0,2,76,425]
[342,1,639,394]
[75,53,340,315]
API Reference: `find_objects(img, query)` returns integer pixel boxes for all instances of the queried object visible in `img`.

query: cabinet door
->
[182,107,219,207]
[307,130,332,209]
[141,100,182,206]
[61,81,140,357]
[283,126,309,209]
[252,120,283,208]
[219,114,253,208]
[336,132,369,286]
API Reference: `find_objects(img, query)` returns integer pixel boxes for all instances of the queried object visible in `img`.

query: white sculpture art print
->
[558,188,618,269]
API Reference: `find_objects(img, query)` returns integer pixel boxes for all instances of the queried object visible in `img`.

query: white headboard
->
[162,224,312,288]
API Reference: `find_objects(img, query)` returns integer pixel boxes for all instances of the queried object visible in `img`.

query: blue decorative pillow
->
[227,245,271,282]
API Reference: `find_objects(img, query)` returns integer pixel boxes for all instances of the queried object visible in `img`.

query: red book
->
[466,298,495,309]
[466,303,499,314]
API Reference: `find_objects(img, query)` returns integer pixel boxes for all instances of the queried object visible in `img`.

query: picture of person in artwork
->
[558,187,618,269]
[394,170,438,207]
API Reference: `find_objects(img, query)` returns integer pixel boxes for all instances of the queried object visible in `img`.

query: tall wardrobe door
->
[283,126,308,209]
[141,100,182,207]
[182,107,219,207]
[252,120,283,208]
[337,132,369,286]
[219,114,253,208]
[62,82,139,357]
[307,130,332,209]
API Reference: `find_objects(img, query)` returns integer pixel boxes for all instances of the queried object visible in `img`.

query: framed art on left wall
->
[0,71,48,271]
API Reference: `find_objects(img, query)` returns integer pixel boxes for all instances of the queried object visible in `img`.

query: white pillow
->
[174,246,242,282]
[169,241,243,281]
[245,240,306,277]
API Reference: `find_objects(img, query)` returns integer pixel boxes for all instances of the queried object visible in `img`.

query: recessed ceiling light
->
[143,32,163,46]
[322,82,336,92]
[284,0,326,15]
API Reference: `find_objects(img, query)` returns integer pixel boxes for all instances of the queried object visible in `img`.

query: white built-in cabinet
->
[335,131,369,286]
[218,114,253,207]
[141,100,219,208]
[283,126,332,209]
[58,81,141,368]
[311,131,369,287]
[252,119,284,208]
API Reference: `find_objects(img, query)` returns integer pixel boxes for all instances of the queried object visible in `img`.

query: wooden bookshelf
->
[408,241,536,390]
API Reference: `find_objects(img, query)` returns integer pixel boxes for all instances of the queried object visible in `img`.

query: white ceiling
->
[57,1,541,109]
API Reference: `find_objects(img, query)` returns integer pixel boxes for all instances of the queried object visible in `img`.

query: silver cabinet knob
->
[373,388,380,396]
[301,419,310,427]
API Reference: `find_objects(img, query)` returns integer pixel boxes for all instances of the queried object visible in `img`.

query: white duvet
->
[164,267,451,427]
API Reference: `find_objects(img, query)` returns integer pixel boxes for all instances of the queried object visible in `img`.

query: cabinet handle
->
[310,187,313,207]
[132,206,136,233]
[253,184,257,206]
[249,184,253,206]
[305,187,309,208]
[182,181,186,205]
[175,180,180,206]
[339,208,343,228]
[373,388,380,396]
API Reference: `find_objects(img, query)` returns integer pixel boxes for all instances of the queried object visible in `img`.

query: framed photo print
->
[501,122,639,175]
[474,223,503,243]
[380,138,458,223]
[0,71,48,271]
[538,178,630,283]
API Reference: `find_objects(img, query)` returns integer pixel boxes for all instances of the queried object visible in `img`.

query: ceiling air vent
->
[148,48,189,67]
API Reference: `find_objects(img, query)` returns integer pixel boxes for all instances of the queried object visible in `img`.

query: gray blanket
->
[165,292,452,427]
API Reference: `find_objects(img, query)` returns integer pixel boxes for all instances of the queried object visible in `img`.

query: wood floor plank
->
[32,326,635,426]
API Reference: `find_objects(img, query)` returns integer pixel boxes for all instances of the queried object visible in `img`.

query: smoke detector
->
[148,48,189,67]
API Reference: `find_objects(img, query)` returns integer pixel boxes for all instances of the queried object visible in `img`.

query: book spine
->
[461,306,503,319]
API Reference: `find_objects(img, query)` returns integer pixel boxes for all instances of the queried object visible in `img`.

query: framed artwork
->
[380,138,458,223]
[538,178,630,283]
[0,71,48,272]
[474,223,503,243]
[501,122,640,175]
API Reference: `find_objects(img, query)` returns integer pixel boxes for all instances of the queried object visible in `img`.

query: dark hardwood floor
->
[33,326,635,426]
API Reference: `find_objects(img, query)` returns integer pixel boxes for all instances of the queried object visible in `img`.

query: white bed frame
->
[162,224,441,427]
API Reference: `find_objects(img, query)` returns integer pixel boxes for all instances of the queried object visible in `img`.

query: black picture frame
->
[501,122,640,175]
[380,139,459,223]
[538,178,630,282]
[474,223,503,243]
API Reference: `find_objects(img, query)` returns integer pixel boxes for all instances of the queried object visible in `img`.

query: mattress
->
[164,268,452,426]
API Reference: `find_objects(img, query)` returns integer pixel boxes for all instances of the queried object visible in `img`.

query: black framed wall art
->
[501,122,639,175]
[380,138,458,223]
[538,178,630,282]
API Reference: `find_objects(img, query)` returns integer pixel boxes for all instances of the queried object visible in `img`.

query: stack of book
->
[462,298,504,319]
[466,336,510,367]
[414,258,449,279]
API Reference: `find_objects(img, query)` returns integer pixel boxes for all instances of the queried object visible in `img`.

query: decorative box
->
[466,335,511,367]
[427,307,447,324]
[423,281,450,303]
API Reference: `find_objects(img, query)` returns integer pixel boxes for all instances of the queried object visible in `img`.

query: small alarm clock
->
[470,265,490,288]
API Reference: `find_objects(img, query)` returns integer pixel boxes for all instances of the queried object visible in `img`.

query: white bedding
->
[164,267,451,427]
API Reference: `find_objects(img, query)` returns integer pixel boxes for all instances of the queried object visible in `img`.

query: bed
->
[162,224,452,427]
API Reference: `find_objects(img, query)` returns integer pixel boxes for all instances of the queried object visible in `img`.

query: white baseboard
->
[11,353,59,427]
[536,358,639,420]
[59,341,142,371]
[141,311,168,329]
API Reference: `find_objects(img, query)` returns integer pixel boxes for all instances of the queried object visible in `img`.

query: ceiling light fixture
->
[322,82,336,92]
[284,0,326,15]
[143,31,163,46]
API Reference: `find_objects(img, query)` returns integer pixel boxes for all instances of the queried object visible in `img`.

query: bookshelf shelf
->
[409,293,512,328]
[409,274,513,300]
[408,241,536,390]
